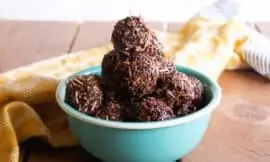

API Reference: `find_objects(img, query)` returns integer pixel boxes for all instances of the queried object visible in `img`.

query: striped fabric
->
[242,32,270,79]
[199,0,270,80]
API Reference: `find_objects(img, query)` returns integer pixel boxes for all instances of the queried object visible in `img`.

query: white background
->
[0,0,269,22]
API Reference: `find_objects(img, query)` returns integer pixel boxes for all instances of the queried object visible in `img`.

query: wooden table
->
[0,20,270,162]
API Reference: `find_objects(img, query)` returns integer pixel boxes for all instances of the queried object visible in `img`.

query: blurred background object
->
[0,0,269,22]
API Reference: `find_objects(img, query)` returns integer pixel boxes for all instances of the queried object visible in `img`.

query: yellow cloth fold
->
[166,17,250,80]
[0,45,112,162]
[0,17,251,162]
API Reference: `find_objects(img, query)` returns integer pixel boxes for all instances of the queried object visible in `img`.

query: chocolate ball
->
[101,50,130,98]
[135,97,175,122]
[94,91,124,121]
[158,59,176,81]
[102,50,118,74]
[111,16,162,53]
[115,53,162,98]
[101,49,162,98]
[156,72,205,116]
[101,49,171,98]
[65,74,103,115]
[188,75,205,107]
[121,100,136,121]
[142,43,164,57]
[101,50,120,91]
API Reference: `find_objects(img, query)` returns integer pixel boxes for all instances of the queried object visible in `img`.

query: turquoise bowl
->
[56,65,222,162]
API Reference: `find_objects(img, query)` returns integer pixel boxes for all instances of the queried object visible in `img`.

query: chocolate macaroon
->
[158,59,176,81]
[101,48,163,98]
[115,53,163,98]
[94,91,124,121]
[111,16,163,54]
[101,50,120,91]
[135,97,175,122]
[65,74,103,115]
[156,72,205,116]
[101,48,169,99]
[187,75,205,107]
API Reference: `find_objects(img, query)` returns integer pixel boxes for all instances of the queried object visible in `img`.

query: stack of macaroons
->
[65,16,206,122]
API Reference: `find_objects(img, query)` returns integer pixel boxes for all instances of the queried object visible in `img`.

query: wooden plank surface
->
[186,70,270,162]
[0,20,269,162]
[0,20,79,72]
[26,139,98,162]
[71,21,165,52]
[26,71,270,162]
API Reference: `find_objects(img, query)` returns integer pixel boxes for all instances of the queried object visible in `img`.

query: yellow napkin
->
[0,18,250,162]
[0,45,113,162]
[166,17,250,80]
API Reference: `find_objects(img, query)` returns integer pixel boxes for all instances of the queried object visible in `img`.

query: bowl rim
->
[56,65,222,130]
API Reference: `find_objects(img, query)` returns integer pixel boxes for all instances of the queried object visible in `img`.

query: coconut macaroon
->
[65,74,103,115]
[156,72,205,116]
[135,97,175,122]
[111,16,163,53]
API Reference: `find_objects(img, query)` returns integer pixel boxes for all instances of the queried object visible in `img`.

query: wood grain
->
[71,21,268,52]
[185,70,270,162]
[71,21,114,52]
[0,20,79,72]
[71,21,167,52]
[26,139,98,162]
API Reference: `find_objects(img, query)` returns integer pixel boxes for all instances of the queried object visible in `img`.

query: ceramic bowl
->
[56,65,222,162]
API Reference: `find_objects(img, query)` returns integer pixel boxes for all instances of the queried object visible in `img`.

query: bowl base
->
[89,153,182,162]
[105,160,182,162]
[96,158,182,162]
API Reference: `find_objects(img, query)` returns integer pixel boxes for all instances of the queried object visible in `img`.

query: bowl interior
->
[56,65,221,130]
